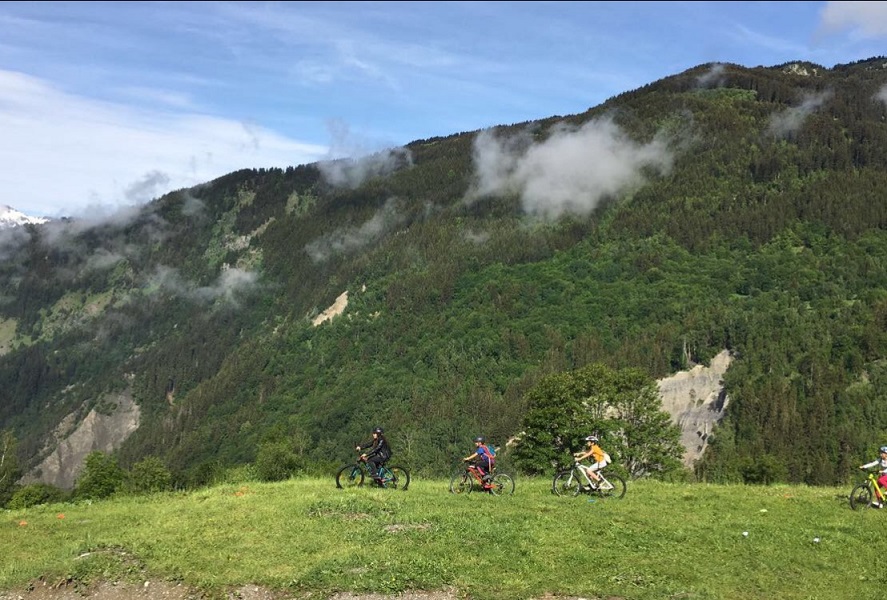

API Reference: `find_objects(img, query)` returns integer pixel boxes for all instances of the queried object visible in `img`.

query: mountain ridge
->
[1,57,886,497]
[0,205,49,229]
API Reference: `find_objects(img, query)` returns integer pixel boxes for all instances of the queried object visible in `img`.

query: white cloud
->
[305,197,406,262]
[467,119,674,220]
[767,90,833,138]
[150,264,259,307]
[0,70,329,218]
[820,1,887,37]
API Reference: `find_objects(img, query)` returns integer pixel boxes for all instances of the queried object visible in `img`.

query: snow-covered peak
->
[0,205,50,228]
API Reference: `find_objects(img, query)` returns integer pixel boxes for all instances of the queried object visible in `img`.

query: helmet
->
[584,435,599,443]
[473,436,485,443]
[880,446,887,453]
[373,427,384,434]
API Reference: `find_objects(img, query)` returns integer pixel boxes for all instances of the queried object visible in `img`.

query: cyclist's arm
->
[463,451,478,462]
[860,460,879,470]
[364,439,383,458]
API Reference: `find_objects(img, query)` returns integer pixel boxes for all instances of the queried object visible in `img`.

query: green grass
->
[1,477,883,599]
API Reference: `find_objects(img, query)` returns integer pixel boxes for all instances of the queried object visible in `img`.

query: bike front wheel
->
[335,463,364,489]
[385,466,411,490]
[449,469,473,494]
[596,474,627,500]
[849,483,873,510]
[489,473,514,496]
[552,470,581,497]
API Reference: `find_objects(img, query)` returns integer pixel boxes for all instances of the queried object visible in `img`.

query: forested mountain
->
[1,58,886,494]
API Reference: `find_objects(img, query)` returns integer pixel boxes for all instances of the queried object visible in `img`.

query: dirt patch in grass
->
[0,580,464,600]
[0,581,620,600]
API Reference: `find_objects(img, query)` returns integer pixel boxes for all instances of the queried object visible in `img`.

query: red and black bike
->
[449,463,514,496]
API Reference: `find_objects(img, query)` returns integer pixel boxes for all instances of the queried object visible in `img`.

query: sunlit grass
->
[1,477,881,599]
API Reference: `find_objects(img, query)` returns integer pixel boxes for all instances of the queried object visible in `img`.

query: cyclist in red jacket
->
[859,445,887,508]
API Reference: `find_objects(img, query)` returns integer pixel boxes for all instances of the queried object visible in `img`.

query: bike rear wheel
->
[552,470,581,497]
[449,469,473,494]
[849,483,873,510]
[595,474,626,500]
[489,473,514,496]
[335,463,365,489]
[384,466,411,490]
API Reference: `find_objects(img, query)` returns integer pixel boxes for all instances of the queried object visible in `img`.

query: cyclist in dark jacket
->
[356,426,392,484]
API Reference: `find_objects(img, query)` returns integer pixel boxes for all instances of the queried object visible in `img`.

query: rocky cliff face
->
[21,389,140,490]
[21,350,730,489]
[657,350,732,468]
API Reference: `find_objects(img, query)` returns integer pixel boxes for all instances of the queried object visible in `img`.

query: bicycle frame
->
[568,463,611,489]
[449,463,515,496]
[849,470,886,510]
[552,461,626,499]
[335,455,410,490]
[870,472,886,503]
[466,464,492,488]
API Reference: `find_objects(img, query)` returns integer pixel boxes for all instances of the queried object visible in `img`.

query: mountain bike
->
[335,456,410,490]
[552,461,626,500]
[449,463,514,496]
[849,468,886,510]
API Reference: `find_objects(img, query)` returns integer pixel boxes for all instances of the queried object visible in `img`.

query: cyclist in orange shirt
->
[573,435,611,486]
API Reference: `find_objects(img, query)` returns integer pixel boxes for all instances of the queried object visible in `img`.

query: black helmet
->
[373,427,384,434]
[880,445,887,453]
[584,435,599,443]
[473,436,485,443]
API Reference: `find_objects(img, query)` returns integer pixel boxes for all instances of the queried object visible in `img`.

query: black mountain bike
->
[335,456,410,490]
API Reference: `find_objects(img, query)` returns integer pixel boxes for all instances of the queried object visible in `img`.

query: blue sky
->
[1,1,886,219]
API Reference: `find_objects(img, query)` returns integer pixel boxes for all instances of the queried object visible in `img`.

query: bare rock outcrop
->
[657,349,732,468]
[21,389,140,490]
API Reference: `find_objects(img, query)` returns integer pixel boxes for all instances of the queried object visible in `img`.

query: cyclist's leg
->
[475,458,491,481]
[587,461,604,483]
[367,456,382,480]
[877,474,887,505]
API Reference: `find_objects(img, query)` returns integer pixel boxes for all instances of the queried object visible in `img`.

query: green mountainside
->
[1,58,886,491]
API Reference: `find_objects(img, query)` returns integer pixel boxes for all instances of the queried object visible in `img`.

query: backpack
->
[482,444,496,466]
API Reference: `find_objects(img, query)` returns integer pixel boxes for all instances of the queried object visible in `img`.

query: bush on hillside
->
[126,456,173,494]
[255,441,301,482]
[8,482,67,508]
[75,451,126,500]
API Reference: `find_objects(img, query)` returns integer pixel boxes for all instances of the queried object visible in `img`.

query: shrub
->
[255,441,301,482]
[75,451,126,500]
[8,483,66,508]
[127,456,173,494]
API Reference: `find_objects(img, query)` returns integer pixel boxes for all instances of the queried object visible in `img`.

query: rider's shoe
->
[872,502,883,509]
[481,474,492,482]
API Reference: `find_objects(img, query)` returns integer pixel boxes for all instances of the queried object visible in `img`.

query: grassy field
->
[1,475,882,599]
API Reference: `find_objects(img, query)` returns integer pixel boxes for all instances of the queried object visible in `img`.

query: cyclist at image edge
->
[356,426,392,484]
[859,445,887,508]
[574,435,611,485]
[463,436,495,481]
